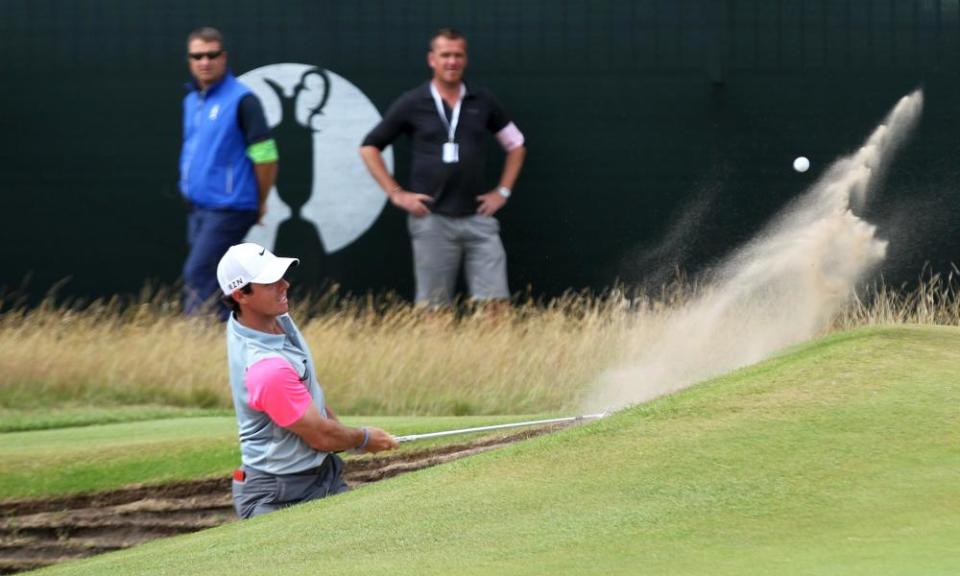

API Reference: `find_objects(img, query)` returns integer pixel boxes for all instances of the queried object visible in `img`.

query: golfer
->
[218,242,397,519]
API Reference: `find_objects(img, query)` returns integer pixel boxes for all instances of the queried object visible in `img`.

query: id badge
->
[442,142,459,164]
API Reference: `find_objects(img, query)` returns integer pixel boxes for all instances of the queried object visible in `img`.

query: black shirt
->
[362,81,513,217]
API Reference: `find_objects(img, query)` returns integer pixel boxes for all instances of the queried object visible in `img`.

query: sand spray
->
[589,90,924,411]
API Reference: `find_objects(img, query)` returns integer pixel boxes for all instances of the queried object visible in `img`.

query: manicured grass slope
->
[38,326,960,575]
[0,417,237,500]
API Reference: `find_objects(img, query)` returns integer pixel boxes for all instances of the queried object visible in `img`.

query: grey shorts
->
[231,454,349,519]
[407,213,510,306]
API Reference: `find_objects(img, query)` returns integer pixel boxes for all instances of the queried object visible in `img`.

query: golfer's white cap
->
[216,243,299,295]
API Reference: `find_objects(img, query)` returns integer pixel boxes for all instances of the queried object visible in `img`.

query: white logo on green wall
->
[238,64,393,254]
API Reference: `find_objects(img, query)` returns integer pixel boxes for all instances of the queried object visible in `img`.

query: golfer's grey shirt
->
[226,314,329,475]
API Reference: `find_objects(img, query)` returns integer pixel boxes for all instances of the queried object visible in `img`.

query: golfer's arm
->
[287,404,364,452]
[253,161,278,207]
[360,145,401,197]
[498,146,526,191]
[325,405,340,422]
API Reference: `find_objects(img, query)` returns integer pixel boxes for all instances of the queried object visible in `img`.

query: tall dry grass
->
[833,269,960,330]
[1,272,958,416]
[0,288,638,415]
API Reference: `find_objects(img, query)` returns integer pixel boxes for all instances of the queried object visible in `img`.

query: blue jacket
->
[179,72,259,211]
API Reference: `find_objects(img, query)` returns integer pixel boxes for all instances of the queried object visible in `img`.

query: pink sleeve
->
[245,357,312,427]
[495,122,525,151]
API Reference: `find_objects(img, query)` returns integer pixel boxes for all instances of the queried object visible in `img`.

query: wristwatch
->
[497,186,512,199]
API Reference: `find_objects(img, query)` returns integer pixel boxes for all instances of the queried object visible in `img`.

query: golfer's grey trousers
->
[232,454,349,519]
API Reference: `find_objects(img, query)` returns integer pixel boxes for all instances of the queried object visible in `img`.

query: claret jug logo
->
[238,64,393,284]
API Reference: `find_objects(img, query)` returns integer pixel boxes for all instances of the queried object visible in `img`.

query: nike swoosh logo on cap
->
[259,248,265,256]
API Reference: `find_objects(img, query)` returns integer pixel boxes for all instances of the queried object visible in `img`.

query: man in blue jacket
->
[179,27,279,317]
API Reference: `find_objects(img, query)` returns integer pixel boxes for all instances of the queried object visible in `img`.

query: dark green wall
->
[1,0,957,303]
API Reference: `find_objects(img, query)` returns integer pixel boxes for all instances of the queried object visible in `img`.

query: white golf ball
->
[793,156,810,173]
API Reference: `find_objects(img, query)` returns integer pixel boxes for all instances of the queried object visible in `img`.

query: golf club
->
[395,411,609,443]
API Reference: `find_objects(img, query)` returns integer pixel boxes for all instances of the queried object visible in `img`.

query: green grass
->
[31,325,960,575]
[0,414,553,501]
[0,405,232,433]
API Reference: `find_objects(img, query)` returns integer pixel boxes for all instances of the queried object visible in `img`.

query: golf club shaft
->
[395,412,608,443]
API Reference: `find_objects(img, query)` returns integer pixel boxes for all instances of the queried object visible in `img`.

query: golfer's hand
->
[256,202,267,225]
[476,190,507,216]
[391,189,433,217]
[362,427,399,453]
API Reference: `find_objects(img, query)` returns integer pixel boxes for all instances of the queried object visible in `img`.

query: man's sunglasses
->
[188,50,224,61]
